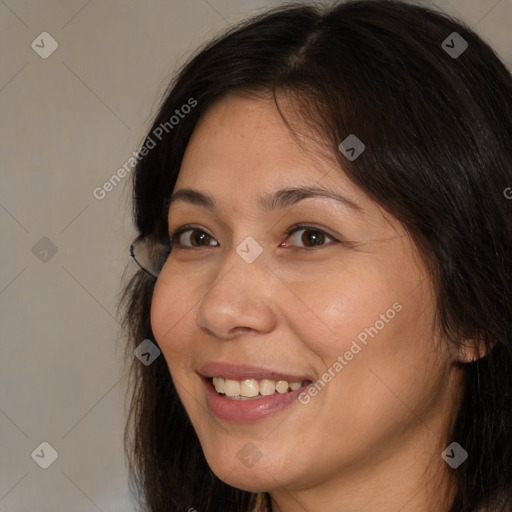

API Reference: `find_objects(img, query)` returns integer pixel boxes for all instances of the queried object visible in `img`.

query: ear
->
[454,338,493,364]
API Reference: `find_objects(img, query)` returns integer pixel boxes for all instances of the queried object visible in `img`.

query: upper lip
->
[199,361,314,383]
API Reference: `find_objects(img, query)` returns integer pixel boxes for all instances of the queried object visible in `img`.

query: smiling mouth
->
[210,377,312,400]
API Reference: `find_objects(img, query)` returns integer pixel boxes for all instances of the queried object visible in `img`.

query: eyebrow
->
[167,186,364,214]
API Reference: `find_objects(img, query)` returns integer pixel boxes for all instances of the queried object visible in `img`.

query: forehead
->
[174,93,365,205]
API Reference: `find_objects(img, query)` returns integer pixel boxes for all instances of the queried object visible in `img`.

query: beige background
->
[1,0,511,510]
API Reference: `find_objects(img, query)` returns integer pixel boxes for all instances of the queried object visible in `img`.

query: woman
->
[118,1,512,510]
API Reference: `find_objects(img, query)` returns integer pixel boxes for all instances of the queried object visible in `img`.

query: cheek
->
[150,274,195,361]
[315,269,442,423]
[284,266,401,363]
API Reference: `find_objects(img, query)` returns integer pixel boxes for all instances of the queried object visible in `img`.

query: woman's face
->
[150,93,464,506]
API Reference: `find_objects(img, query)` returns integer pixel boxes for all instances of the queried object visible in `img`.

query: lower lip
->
[202,377,309,423]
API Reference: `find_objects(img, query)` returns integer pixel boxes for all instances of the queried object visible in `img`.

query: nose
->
[194,245,278,340]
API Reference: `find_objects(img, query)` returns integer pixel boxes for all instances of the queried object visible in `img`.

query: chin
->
[211,465,279,493]
[203,446,290,493]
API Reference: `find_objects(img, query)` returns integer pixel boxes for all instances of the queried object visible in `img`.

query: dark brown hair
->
[118,1,512,510]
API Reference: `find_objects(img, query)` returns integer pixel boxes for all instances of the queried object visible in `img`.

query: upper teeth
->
[213,377,303,398]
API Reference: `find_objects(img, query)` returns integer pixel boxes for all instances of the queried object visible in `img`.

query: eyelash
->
[168,223,339,251]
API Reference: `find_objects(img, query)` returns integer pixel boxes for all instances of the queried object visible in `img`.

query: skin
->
[150,92,471,511]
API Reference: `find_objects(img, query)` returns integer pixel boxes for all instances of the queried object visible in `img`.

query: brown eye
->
[283,226,336,249]
[302,230,325,247]
[188,230,213,246]
[170,227,219,248]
